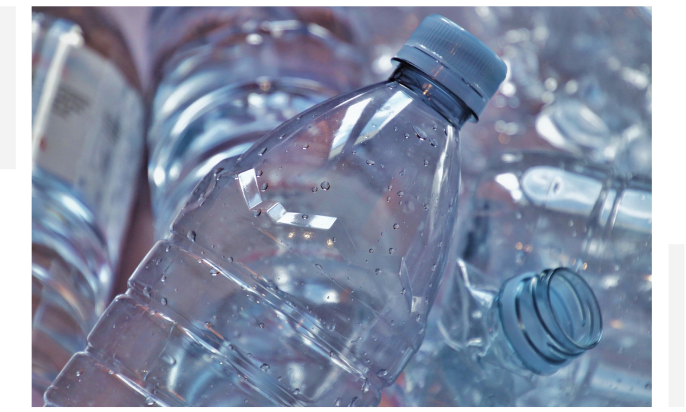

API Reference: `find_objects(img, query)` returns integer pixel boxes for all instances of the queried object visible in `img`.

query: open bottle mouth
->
[498,267,602,375]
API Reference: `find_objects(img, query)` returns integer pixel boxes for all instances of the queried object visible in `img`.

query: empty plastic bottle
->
[32,7,144,403]
[146,7,368,239]
[389,261,602,406]
[44,15,507,406]
[392,150,651,406]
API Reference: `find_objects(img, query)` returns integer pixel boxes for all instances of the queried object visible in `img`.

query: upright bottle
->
[32,7,144,402]
[393,150,651,406]
[44,15,507,406]
[147,7,368,238]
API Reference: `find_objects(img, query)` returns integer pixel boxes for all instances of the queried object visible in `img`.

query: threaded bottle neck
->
[497,267,602,375]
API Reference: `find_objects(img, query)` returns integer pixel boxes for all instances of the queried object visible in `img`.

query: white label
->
[33,36,144,263]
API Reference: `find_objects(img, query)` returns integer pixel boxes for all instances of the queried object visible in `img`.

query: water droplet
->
[165,245,171,252]
[404,133,410,139]
[303,144,309,150]
[227,256,234,263]
[204,322,212,329]
[389,248,395,254]
[76,369,83,377]
[315,264,322,270]
[393,223,400,229]
[211,271,219,277]
[416,314,421,322]
[146,397,155,406]
[329,351,335,357]
[369,248,374,253]
[334,398,341,406]
[143,286,152,298]
[361,378,371,393]
[386,196,391,202]
[260,363,270,372]
[430,138,438,147]
[252,209,262,217]
[377,369,388,377]
[160,298,167,305]
[293,388,300,396]
[375,268,381,275]
[349,397,359,407]
[413,126,427,140]
[401,288,406,295]
[312,186,318,192]
[260,182,268,191]
[259,323,265,329]
[320,181,331,190]
[302,214,309,220]
[424,159,429,166]
[258,147,267,156]
[397,191,404,197]
[366,159,375,166]
[187,230,196,242]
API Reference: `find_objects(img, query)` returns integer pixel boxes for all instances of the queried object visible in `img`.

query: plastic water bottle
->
[390,261,602,406]
[394,150,651,406]
[146,7,368,239]
[44,15,507,406]
[32,8,144,403]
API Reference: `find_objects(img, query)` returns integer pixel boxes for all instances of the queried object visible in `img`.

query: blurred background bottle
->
[146,7,369,239]
[31,6,144,404]
[389,150,651,406]
[44,15,507,406]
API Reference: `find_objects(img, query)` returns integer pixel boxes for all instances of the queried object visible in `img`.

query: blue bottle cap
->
[393,14,507,119]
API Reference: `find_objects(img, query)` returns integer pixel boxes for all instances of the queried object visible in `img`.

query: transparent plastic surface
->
[45,63,473,406]
[31,9,143,402]
[147,7,368,238]
[394,151,651,406]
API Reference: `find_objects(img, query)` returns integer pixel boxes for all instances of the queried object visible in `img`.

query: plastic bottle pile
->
[33,7,651,407]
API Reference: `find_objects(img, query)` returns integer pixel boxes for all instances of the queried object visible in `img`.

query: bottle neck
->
[390,63,474,129]
[496,268,603,375]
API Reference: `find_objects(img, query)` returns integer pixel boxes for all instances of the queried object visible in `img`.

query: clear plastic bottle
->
[390,261,602,406]
[31,7,144,403]
[146,7,368,239]
[44,15,507,406]
[394,150,651,406]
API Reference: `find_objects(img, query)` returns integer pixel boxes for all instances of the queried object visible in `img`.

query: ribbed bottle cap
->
[392,14,507,119]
